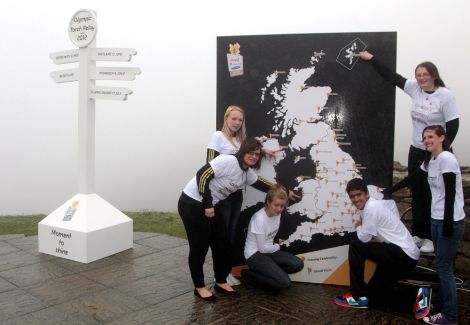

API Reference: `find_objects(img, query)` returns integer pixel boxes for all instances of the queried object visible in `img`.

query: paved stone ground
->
[1,233,469,324]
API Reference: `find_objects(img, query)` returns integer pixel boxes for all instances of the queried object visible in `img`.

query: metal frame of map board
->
[217,32,396,285]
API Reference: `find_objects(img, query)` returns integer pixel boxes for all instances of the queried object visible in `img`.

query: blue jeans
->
[431,219,465,321]
[246,250,304,291]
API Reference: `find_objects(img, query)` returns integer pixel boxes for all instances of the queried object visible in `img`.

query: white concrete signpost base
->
[39,9,140,263]
[38,194,132,263]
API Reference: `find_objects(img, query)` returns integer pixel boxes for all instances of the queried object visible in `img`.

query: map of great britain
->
[217,32,396,283]
[243,52,381,249]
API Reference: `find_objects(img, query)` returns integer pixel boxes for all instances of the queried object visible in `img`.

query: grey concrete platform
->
[0,233,469,324]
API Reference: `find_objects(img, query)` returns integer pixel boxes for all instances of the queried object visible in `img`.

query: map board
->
[217,32,396,284]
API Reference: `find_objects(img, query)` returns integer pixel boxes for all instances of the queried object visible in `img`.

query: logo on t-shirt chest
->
[267,229,278,239]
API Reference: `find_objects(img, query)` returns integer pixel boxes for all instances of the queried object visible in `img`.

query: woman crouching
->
[243,184,304,292]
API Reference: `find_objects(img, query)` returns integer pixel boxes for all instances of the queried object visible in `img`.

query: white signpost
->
[38,9,141,263]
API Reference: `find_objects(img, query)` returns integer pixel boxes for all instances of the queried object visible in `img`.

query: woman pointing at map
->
[206,105,283,286]
[178,138,297,301]
[356,51,460,255]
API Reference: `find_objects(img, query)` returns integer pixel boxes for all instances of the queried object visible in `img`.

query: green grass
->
[0,215,46,236]
[125,211,186,239]
[0,211,186,239]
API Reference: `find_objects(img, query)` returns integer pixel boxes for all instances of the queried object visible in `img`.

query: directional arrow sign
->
[50,49,80,64]
[90,67,141,81]
[90,86,133,101]
[51,69,79,83]
[91,48,137,62]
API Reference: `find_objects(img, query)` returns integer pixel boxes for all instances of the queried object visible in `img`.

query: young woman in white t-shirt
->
[206,105,282,286]
[357,51,460,254]
[178,138,278,301]
[207,105,246,161]
[419,125,465,325]
[206,105,246,286]
[243,184,304,292]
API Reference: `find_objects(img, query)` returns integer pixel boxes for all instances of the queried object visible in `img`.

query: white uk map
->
[243,52,382,247]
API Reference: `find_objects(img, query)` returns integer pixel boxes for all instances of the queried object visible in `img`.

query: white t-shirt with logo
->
[244,207,281,260]
[404,80,459,150]
[207,131,240,155]
[421,151,465,222]
[357,198,420,260]
[183,155,258,205]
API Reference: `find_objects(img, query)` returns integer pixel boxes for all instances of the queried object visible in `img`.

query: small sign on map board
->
[336,38,367,70]
[227,43,244,77]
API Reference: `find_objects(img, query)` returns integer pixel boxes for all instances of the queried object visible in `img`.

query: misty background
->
[1,0,468,215]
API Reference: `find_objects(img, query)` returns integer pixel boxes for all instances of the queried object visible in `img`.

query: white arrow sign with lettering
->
[51,69,79,83]
[90,86,133,100]
[91,48,137,62]
[90,67,141,81]
[50,49,80,64]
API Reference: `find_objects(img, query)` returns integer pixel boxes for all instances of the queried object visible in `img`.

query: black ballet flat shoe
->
[214,284,241,297]
[194,289,216,302]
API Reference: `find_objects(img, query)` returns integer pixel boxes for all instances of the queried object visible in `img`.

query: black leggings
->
[177,193,231,287]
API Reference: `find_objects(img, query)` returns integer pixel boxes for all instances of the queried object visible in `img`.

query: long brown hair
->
[415,62,446,88]
[422,125,451,168]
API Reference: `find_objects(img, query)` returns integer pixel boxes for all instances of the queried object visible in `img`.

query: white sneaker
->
[226,273,241,286]
[413,236,424,248]
[420,239,434,254]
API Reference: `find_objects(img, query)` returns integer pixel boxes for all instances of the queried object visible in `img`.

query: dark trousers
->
[216,190,243,267]
[349,240,417,300]
[408,145,432,239]
[246,251,304,291]
[216,190,243,247]
[177,193,231,288]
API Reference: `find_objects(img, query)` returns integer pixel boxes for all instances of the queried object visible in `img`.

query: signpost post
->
[38,9,141,263]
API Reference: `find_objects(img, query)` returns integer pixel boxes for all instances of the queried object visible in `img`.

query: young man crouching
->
[334,178,420,309]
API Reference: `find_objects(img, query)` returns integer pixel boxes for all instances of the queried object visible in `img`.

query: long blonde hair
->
[221,105,247,146]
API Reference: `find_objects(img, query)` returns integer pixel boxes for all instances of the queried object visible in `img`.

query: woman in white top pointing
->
[357,51,459,254]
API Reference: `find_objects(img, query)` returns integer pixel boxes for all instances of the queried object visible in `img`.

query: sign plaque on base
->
[38,193,133,263]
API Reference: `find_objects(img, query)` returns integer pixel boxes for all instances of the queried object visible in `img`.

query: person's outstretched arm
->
[251,177,300,201]
[356,51,406,89]
[382,168,427,199]
[251,176,274,193]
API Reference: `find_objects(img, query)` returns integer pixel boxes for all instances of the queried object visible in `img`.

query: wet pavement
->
[0,232,469,324]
